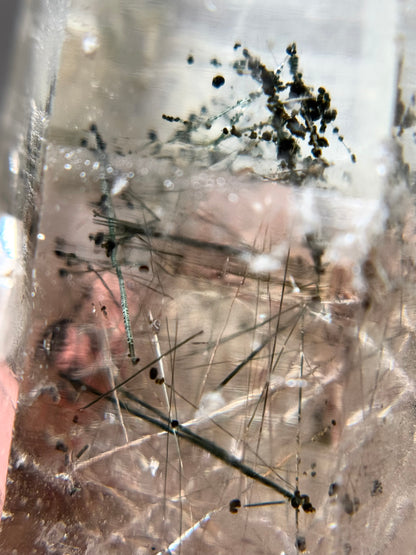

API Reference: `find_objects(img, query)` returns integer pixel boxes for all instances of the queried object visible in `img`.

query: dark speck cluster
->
[162,42,355,182]
[234,43,338,166]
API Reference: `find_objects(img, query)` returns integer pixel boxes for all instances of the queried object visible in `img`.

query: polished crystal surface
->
[1,2,416,554]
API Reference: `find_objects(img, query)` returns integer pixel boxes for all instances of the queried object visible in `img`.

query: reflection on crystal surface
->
[1,2,416,554]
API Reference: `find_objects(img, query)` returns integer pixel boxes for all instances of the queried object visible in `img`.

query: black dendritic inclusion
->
[212,75,225,88]
[371,479,383,496]
[229,498,241,514]
[162,43,352,182]
[296,535,307,552]
[341,493,360,516]
[233,44,337,168]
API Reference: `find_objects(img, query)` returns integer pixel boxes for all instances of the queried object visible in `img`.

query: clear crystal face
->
[1,2,416,554]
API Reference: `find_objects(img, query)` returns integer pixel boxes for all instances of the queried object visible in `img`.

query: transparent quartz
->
[1,2,416,554]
